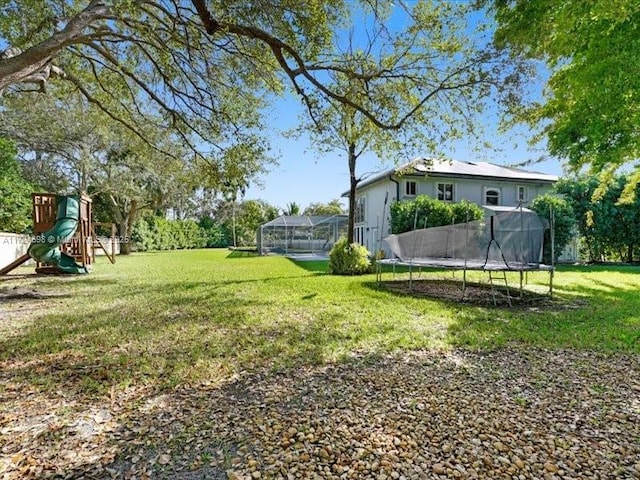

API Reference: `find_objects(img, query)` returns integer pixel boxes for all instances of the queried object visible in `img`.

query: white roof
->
[353,157,558,193]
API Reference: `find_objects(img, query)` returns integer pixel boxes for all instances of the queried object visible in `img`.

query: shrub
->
[530,194,576,263]
[329,238,372,275]
[132,216,209,251]
[198,217,228,247]
[390,196,484,234]
[131,217,154,251]
[182,219,207,249]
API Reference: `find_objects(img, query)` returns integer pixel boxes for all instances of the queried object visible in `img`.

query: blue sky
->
[244,94,564,213]
[243,4,564,212]
[1,5,564,212]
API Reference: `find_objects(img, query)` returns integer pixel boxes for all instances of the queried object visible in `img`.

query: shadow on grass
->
[225,249,259,258]
[0,273,38,283]
[448,276,640,350]
[0,276,336,398]
[364,266,640,352]
[557,263,640,273]
[2,258,639,478]
[287,258,329,274]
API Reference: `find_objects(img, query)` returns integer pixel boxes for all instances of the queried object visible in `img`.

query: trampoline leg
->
[488,271,497,307]
[462,268,467,301]
[519,271,524,298]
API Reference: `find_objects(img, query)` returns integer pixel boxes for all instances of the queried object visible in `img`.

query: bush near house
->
[329,238,372,275]
[530,194,576,263]
[390,196,484,234]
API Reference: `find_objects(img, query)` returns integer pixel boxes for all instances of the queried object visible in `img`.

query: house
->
[343,157,558,254]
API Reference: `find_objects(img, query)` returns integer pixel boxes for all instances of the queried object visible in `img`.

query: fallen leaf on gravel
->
[1,348,638,479]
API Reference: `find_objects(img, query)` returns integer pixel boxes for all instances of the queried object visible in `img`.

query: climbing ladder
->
[487,270,512,307]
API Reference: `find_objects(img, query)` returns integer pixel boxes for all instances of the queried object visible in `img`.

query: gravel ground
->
[1,348,639,479]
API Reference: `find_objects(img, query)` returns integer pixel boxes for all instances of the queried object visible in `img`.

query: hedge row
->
[131,216,229,251]
[390,196,484,234]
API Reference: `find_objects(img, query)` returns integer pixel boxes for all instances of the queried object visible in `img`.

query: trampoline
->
[377,205,556,305]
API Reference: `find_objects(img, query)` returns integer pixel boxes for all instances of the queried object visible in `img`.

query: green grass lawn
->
[1,249,638,396]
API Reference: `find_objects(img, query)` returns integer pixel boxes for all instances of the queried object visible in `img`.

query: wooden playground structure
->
[0,193,117,275]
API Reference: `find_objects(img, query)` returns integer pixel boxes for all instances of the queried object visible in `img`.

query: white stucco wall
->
[399,176,552,206]
[0,233,33,269]
[354,182,397,253]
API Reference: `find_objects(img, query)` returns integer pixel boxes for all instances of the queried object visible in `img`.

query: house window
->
[354,226,365,246]
[405,180,417,197]
[485,188,500,206]
[517,185,527,203]
[355,197,366,223]
[437,183,454,202]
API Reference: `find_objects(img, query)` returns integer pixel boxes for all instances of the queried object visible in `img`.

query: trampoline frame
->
[375,203,557,306]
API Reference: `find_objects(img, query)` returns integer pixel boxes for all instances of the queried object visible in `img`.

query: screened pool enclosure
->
[257,215,348,255]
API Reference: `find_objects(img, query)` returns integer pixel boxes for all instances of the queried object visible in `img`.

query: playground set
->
[0,193,116,275]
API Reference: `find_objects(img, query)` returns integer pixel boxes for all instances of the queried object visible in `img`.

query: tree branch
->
[0,0,112,91]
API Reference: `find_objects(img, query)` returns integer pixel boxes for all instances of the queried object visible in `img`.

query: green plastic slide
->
[28,195,88,274]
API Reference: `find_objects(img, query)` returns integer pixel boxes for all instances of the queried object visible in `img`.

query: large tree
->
[491,0,640,198]
[0,1,273,163]
[0,88,271,252]
[1,1,525,154]
[299,1,525,244]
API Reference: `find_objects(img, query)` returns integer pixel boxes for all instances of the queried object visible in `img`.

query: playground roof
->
[261,215,348,228]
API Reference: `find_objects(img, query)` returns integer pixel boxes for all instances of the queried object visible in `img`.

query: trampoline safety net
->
[383,207,549,271]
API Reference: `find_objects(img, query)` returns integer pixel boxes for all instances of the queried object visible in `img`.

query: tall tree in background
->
[303,200,345,216]
[208,198,279,247]
[299,1,526,243]
[0,88,272,252]
[491,1,640,199]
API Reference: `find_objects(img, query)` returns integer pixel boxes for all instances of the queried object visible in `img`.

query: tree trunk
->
[347,143,357,244]
[0,1,110,91]
[108,195,138,255]
[231,200,237,248]
[119,219,132,255]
